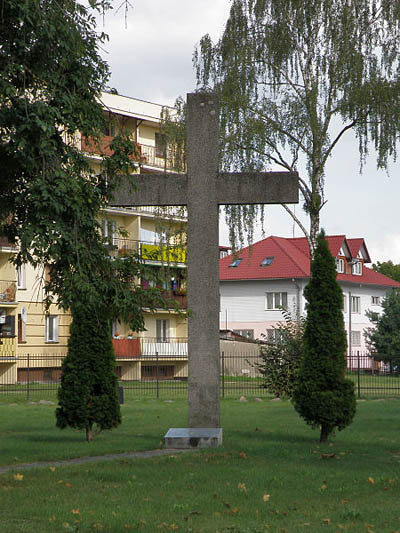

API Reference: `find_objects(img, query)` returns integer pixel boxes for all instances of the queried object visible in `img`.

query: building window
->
[335,258,344,273]
[18,314,26,343]
[156,319,169,342]
[155,133,166,158]
[260,257,274,267]
[229,258,242,268]
[45,315,59,343]
[351,296,361,314]
[102,220,117,247]
[17,264,26,289]
[351,331,361,346]
[371,296,381,305]
[233,329,254,340]
[265,329,282,343]
[265,292,288,310]
[352,260,362,275]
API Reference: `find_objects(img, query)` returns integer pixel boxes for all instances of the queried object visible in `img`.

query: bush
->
[254,309,305,398]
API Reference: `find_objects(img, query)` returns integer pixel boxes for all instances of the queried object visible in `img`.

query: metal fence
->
[1,350,399,400]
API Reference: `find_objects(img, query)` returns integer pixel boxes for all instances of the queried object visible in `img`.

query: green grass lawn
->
[1,398,400,532]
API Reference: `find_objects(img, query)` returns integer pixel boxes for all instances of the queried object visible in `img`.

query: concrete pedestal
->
[164,428,223,449]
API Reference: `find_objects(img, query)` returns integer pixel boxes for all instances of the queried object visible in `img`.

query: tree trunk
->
[86,423,94,442]
[320,424,332,443]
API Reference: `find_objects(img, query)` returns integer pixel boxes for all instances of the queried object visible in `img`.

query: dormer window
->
[260,256,274,267]
[339,247,345,256]
[229,258,242,268]
[336,258,344,273]
[352,260,362,276]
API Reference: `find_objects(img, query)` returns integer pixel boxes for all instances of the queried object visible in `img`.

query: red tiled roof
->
[347,238,371,263]
[219,235,400,288]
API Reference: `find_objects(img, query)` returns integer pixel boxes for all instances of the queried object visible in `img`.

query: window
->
[155,133,166,158]
[265,292,288,310]
[265,329,282,343]
[352,260,362,275]
[45,315,59,342]
[335,258,344,273]
[229,258,242,268]
[260,257,274,267]
[156,319,169,342]
[351,296,361,314]
[371,296,381,305]
[17,264,26,289]
[233,329,254,340]
[351,331,361,346]
[18,314,26,343]
[102,220,117,246]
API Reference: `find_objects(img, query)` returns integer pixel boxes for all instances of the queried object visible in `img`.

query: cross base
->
[164,427,223,449]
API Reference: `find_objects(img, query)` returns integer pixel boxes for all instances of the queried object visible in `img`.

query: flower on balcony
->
[174,287,186,296]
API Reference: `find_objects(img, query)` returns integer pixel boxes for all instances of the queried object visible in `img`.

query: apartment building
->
[0,92,188,384]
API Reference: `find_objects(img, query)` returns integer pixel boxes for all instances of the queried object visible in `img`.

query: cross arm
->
[109,173,188,207]
[217,171,298,205]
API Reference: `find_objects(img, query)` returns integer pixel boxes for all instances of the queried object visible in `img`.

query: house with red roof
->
[219,235,400,359]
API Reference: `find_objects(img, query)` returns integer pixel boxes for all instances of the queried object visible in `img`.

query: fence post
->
[26,353,30,402]
[357,350,361,399]
[156,351,159,400]
[221,351,225,399]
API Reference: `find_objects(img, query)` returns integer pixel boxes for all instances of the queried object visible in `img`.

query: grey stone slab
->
[164,427,223,449]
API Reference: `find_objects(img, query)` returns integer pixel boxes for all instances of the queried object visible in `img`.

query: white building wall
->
[220,278,392,350]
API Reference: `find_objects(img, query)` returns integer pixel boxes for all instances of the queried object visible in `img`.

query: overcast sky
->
[98,0,400,264]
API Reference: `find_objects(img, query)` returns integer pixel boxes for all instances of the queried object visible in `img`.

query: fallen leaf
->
[321,453,337,460]
[239,451,247,459]
[49,515,56,522]
[238,482,247,492]
[168,524,178,531]
[321,484,327,490]
[65,483,72,488]
[323,518,331,525]
[341,499,348,504]
[263,494,270,502]
[214,512,221,517]
[368,477,375,484]
[49,467,56,472]
[72,509,80,515]
[13,473,23,481]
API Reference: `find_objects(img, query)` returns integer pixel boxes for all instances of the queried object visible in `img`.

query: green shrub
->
[292,231,356,442]
[56,305,121,442]
[254,309,305,398]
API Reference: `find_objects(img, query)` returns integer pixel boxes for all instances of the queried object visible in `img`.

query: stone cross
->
[111,92,298,434]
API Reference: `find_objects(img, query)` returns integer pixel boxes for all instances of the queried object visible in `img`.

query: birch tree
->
[195,0,400,254]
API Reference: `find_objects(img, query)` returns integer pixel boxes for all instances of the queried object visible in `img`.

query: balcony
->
[0,237,17,254]
[139,144,185,172]
[0,281,17,303]
[81,135,145,163]
[113,337,188,359]
[106,238,186,264]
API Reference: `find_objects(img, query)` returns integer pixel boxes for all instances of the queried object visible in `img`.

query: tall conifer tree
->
[293,231,356,442]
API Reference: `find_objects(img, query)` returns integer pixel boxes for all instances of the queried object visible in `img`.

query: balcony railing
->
[113,337,188,358]
[0,281,17,303]
[139,144,185,171]
[81,135,144,163]
[106,238,186,264]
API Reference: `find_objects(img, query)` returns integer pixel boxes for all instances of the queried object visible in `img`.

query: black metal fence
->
[1,351,399,400]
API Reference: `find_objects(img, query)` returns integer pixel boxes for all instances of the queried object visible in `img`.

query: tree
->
[292,231,356,442]
[365,290,400,374]
[372,261,400,283]
[0,0,162,438]
[195,0,400,254]
[253,309,305,398]
[56,304,121,442]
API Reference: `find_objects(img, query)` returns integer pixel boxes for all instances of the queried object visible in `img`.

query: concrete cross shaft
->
[110,92,299,429]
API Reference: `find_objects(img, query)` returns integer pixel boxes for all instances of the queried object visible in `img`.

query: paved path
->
[0,448,197,475]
